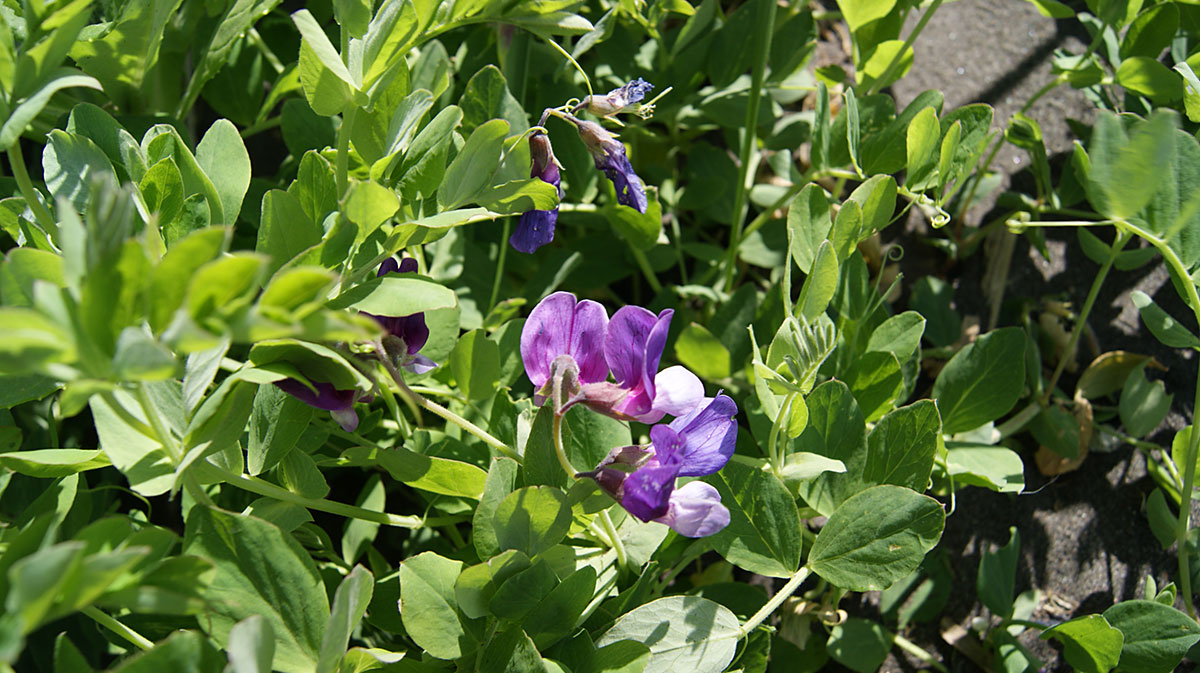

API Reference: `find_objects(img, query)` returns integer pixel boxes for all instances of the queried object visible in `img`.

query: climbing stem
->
[597,509,629,570]
[335,106,359,197]
[7,142,57,238]
[82,606,154,651]
[740,567,811,635]
[552,410,577,478]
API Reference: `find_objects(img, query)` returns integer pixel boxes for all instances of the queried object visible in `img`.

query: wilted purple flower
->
[573,118,648,214]
[521,291,609,405]
[582,394,737,537]
[364,257,436,374]
[574,78,654,117]
[511,132,562,254]
[275,378,363,432]
[580,305,702,424]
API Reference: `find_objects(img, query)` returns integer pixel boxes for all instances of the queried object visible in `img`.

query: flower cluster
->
[520,292,736,537]
[273,256,435,431]
[510,78,654,254]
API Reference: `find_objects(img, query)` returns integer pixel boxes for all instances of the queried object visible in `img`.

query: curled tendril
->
[886,244,905,262]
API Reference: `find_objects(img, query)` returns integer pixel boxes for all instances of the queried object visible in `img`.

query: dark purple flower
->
[364,257,436,374]
[581,305,701,424]
[521,291,609,404]
[275,378,362,432]
[574,118,648,214]
[582,395,737,537]
[574,78,654,117]
[511,132,562,254]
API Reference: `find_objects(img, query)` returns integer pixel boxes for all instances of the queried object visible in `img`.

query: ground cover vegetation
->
[2,0,1200,670]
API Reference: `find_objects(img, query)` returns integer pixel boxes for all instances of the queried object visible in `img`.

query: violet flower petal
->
[621,461,681,522]
[511,208,559,254]
[649,366,704,419]
[667,394,738,477]
[601,152,648,213]
[274,379,361,432]
[403,353,438,375]
[605,306,674,421]
[520,292,609,389]
[654,481,730,537]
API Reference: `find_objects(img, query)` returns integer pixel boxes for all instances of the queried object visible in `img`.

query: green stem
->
[740,567,810,635]
[894,633,948,673]
[488,219,512,313]
[335,106,359,197]
[597,509,629,570]
[240,116,283,140]
[82,606,153,651]
[1041,230,1130,404]
[133,384,214,507]
[864,0,944,96]
[1118,219,1200,619]
[203,462,444,528]
[7,143,57,238]
[629,244,663,294]
[247,27,285,74]
[721,0,776,291]
[379,349,520,461]
[552,411,577,478]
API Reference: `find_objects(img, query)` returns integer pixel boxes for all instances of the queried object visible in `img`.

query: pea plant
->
[1,0,1200,671]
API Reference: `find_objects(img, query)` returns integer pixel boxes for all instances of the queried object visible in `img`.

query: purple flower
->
[583,394,737,537]
[511,132,562,254]
[274,378,363,432]
[574,78,654,117]
[581,305,702,424]
[364,257,436,374]
[574,118,648,214]
[521,291,609,405]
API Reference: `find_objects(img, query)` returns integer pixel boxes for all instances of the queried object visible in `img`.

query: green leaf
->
[1131,290,1200,348]
[257,189,322,275]
[977,527,1019,619]
[342,179,399,241]
[837,0,897,32]
[866,311,925,361]
[1,247,63,307]
[0,308,75,375]
[787,184,832,274]
[827,617,894,673]
[608,186,663,250]
[523,565,597,648]
[1025,0,1075,18]
[451,329,501,401]
[1087,111,1177,220]
[863,399,940,491]
[143,125,226,224]
[372,445,486,499]
[455,549,531,619]
[474,178,557,215]
[90,391,174,496]
[794,380,869,516]
[186,253,268,323]
[844,351,903,422]
[1103,599,1200,673]
[596,596,740,673]
[705,458,803,577]
[797,240,838,321]
[196,119,251,224]
[317,565,373,673]
[474,457,519,559]
[1041,614,1123,673]
[1121,3,1178,60]
[329,274,457,316]
[1119,362,1172,439]
[397,105,462,200]
[932,327,1025,434]
[149,227,225,331]
[0,449,109,477]
[42,129,118,212]
[809,485,945,591]
[109,630,225,673]
[460,65,528,136]
[675,322,731,381]
[183,506,329,673]
[493,486,571,557]
[0,70,100,150]
[247,384,313,475]
[944,443,1025,493]
[489,557,558,622]
[1117,57,1183,102]
[227,616,275,673]
[399,551,480,660]
[112,326,177,381]
[861,89,944,176]
[906,106,940,188]
[439,119,509,209]
[859,40,913,91]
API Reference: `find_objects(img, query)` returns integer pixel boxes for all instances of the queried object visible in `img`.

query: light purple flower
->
[582,394,737,537]
[574,78,654,117]
[364,257,436,374]
[581,305,702,424]
[521,291,609,404]
[274,378,362,432]
[511,132,562,254]
[574,118,648,213]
